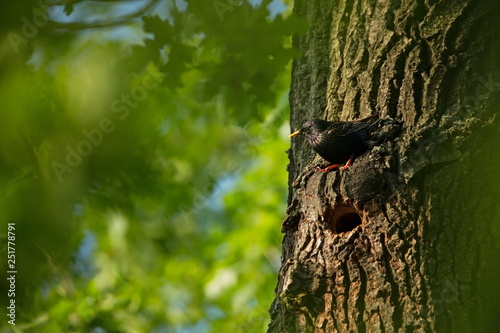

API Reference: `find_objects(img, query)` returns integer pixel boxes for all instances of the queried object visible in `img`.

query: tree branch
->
[43,0,161,31]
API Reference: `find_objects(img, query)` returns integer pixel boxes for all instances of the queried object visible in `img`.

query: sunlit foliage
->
[0,0,305,332]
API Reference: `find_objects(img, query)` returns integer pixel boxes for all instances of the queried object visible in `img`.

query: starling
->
[289,115,379,171]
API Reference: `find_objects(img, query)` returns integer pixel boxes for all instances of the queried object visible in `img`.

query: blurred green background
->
[0,1,306,332]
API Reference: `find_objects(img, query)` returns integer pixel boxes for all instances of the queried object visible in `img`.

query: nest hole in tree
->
[326,205,363,234]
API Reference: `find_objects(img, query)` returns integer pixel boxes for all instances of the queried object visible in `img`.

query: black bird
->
[289,115,379,171]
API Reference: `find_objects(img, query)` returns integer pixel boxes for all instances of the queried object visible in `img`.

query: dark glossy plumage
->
[289,116,378,168]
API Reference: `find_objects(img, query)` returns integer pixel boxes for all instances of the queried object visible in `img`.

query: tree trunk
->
[269,0,500,332]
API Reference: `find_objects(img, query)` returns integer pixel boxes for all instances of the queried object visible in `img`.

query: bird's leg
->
[315,164,341,172]
[339,156,354,170]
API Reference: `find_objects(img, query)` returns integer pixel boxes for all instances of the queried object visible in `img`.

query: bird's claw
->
[339,156,354,170]
[315,164,340,172]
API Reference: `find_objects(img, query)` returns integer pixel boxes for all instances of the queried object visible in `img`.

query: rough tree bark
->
[269,0,500,332]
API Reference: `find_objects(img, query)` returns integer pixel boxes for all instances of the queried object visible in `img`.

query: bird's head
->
[289,119,328,139]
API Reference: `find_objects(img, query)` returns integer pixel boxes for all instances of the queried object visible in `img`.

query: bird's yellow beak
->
[289,130,301,138]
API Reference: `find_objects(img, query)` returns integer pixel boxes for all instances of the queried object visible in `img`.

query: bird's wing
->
[356,114,378,123]
[326,121,371,137]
